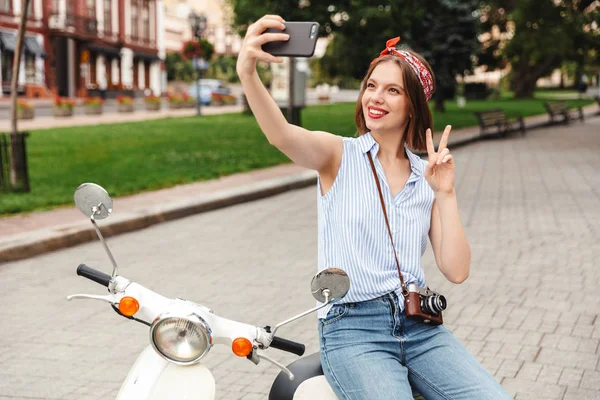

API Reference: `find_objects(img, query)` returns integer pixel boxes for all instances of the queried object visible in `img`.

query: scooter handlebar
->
[77,264,111,287]
[270,336,305,356]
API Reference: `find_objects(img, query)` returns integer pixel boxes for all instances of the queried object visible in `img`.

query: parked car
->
[187,79,236,106]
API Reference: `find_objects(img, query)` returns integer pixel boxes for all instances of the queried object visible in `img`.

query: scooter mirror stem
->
[270,290,331,338]
[90,206,119,280]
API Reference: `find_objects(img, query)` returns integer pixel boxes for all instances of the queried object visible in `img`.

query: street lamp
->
[188,11,208,116]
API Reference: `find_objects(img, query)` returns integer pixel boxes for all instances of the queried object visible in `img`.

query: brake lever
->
[247,349,294,380]
[257,352,295,380]
[67,293,117,304]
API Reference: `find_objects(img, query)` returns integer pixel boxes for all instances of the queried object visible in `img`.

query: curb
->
[0,171,317,263]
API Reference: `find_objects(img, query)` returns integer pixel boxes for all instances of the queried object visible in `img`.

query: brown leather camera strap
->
[367,153,409,296]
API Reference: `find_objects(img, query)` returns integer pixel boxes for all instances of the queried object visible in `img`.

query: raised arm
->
[236,15,342,174]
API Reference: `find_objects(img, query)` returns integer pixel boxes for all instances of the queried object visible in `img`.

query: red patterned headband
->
[371,37,434,102]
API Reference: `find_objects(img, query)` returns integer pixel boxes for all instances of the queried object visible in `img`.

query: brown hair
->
[354,52,435,152]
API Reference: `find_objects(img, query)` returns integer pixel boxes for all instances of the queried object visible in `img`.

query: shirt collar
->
[357,132,423,177]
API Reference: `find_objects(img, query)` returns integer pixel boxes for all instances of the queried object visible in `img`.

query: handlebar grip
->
[77,264,111,287]
[270,336,305,356]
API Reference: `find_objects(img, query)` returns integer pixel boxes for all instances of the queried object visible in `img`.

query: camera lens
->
[426,294,447,314]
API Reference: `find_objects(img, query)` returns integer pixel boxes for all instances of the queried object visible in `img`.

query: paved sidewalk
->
[1,105,599,263]
[1,120,599,399]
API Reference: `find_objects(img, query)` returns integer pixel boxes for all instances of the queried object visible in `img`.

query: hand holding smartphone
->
[261,22,320,58]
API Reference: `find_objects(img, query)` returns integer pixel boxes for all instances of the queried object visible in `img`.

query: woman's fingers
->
[255,32,290,46]
[436,147,450,164]
[442,154,453,164]
[437,125,452,151]
[425,128,435,160]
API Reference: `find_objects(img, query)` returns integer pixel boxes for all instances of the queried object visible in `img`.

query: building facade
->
[163,0,241,55]
[0,0,165,99]
[0,0,47,97]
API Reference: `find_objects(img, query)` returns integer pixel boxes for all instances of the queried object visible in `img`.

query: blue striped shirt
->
[317,132,435,319]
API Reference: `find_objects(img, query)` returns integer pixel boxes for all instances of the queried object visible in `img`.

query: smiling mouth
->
[368,108,388,118]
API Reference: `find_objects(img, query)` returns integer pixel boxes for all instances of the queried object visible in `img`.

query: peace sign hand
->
[424,125,455,195]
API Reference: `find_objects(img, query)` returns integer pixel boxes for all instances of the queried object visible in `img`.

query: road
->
[1,119,599,399]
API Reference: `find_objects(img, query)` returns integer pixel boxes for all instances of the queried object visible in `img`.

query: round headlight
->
[150,312,212,365]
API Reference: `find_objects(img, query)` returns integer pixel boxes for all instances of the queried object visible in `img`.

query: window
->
[142,1,150,40]
[1,50,13,84]
[131,1,139,38]
[25,54,36,84]
[86,0,95,18]
[103,0,111,33]
[51,0,59,13]
[89,53,97,85]
[0,0,11,14]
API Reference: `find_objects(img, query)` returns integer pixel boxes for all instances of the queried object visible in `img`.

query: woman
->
[237,15,512,400]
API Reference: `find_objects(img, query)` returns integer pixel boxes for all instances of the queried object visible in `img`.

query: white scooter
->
[68,183,348,399]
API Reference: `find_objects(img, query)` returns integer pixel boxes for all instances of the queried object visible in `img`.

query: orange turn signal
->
[119,296,140,317]
[232,337,253,357]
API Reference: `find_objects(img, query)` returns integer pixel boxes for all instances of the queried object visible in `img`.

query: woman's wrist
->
[434,188,456,202]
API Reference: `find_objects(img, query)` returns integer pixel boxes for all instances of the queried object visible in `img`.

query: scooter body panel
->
[294,376,338,399]
[117,345,215,400]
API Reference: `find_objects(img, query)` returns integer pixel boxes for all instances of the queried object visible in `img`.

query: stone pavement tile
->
[558,368,585,387]
[497,360,524,379]
[516,362,542,381]
[486,329,526,344]
[578,338,600,353]
[496,343,523,360]
[517,346,541,362]
[563,386,600,400]
[468,326,491,341]
[478,341,503,358]
[580,370,600,391]
[451,325,474,340]
[538,365,564,385]
[463,339,485,356]
[481,357,503,375]
[536,347,599,370]
[502,378,566,400]
[572,324,595,339]
[520,332,543,347]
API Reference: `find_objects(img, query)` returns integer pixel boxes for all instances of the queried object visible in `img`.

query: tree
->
[228,0,480,112]
[9,0,31,189]
[412,0,480,112]
[478,0,600,98]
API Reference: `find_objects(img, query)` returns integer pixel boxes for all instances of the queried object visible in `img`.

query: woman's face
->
[361,61,410,135]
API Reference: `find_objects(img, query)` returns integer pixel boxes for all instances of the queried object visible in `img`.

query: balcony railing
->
[49,13,98,36]
[129,35,155,47]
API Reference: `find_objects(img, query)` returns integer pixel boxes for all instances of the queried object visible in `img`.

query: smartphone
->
[261,22,320,58]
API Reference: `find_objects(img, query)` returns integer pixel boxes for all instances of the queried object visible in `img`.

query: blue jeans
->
[318,292,512,400]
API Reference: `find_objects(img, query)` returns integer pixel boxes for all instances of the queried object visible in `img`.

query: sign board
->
[81,50,90,63]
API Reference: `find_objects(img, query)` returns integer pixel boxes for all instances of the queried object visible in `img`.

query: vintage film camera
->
[405,284,447,326]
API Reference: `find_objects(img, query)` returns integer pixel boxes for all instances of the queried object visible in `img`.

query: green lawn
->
[0,96,594,216]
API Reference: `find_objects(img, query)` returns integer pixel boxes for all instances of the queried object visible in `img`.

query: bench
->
[544,101,584,124]
[473,109,526,138]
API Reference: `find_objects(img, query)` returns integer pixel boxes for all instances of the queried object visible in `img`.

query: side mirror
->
[73,183,119,280]
[74,183,113,220]
[311,268,350,304]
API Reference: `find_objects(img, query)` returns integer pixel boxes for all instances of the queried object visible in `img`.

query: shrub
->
[84,97,104,107]
[17,100,33,110]
[145,95,161,104]
[54,96,76,109]
[116,95,134,105]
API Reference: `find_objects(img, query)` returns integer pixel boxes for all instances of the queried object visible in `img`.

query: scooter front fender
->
[117,345,216,400]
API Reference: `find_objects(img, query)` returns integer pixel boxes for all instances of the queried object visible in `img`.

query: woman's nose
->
[370,88,384,103]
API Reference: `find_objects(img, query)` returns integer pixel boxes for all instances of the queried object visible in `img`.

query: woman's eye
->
[390,88,399,94]
[367,83,375,88]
